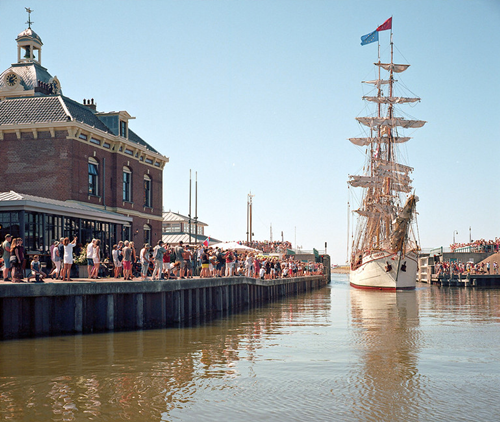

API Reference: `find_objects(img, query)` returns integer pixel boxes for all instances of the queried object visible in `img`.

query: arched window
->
[88,157,99,196]
[123,166,132,202]
[144,224,151,245]
[144,174,152,208]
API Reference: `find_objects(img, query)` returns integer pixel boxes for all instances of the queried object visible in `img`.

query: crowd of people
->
[435,260,499,276]
[197,245,323,280]
[0,234,324,283]
[450,238,500,253]
[0,234,81,283]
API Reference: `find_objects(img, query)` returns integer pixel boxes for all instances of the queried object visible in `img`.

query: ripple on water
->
[1,281,500,421]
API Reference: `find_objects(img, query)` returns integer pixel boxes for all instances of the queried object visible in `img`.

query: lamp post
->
[453,230,458,245]
[188,170,192,245]
[194,171,198,245]
[247,192,254,242]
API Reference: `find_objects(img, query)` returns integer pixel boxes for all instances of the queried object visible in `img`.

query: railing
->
[430,247,443,256]
[452,245,499,253]
[288,249,326,255]
[454,246,472,253]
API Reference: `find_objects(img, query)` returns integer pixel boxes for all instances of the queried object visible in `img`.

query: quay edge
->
[0,275,327,341]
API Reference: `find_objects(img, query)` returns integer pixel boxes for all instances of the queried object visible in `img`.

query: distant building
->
[162,211,219,246]
[0,22,168,255]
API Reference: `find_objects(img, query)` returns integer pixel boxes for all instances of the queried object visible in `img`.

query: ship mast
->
[348,22,426,267]
[385,30,395,240]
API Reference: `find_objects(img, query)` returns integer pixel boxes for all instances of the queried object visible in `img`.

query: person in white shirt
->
[62,236,78,281]
[86,239,95,279]
[140,243,150,281]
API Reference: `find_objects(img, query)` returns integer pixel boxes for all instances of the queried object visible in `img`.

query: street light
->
[453,230,458,244]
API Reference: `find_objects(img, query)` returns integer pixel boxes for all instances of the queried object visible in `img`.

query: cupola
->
[16,8,43,64]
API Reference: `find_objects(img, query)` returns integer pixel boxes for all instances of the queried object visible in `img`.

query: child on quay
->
[28,255,46,283]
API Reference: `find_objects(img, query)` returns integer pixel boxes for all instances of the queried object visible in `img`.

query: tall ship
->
[349,19,426,290]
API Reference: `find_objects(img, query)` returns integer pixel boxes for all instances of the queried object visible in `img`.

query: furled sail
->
[349,136,411,146]
[355,209,379,218]
[391,183,412,193]
[349,175,411,192]
[376,159,413,174]
[356,117,426,129]
[373,203,394,216]
[362,96,420,104]
[375,63,410,73]
[348,175,379,188]
[374,169,412,184]
[362,79,390,88]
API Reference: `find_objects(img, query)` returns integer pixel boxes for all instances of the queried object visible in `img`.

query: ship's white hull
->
[350,250,417,290]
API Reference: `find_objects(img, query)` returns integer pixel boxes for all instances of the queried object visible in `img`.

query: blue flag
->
[360,30,379,46]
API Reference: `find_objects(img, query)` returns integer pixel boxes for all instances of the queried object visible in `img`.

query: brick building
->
[0,23,168,257]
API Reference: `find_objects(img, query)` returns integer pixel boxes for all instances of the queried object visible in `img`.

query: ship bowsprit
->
[390,195,418,252]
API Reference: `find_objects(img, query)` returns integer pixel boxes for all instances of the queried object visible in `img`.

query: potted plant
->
[75,245,88,278]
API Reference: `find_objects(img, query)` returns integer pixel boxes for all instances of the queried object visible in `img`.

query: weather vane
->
[25,7,34,29]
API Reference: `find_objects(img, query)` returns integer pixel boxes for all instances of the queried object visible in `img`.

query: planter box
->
[78,265,88,279]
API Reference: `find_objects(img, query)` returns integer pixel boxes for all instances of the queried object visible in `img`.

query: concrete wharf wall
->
[0,275,327,341]
[427,273,500,288]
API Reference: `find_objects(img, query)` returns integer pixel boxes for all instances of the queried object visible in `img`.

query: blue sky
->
[1,1,499,264]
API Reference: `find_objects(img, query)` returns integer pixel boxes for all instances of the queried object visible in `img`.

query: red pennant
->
[376,17,392,32]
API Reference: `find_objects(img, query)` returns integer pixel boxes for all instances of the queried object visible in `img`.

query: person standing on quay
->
[112,245,120,278]
[200,248,210,278]
[140,243,150,281]
[57,238,65,279]
[225,249,234,277]
[152,240,167,280]
[49,241,61,279]
[62,236,77,281]
[10,238,23,282]
[183,245,193,278]
[49,240,57,278]
[2,234,12,281]
[115,241,124,278]
[130,241,137,278]
[175,241,185,279]
[216,247,225,277]
[122,241,133,280]
[91,239,101,279]
[86,239,95,278]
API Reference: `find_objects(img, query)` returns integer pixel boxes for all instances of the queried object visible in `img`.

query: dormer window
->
[120,120,127,138]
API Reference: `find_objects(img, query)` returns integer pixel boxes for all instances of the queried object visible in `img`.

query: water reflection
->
[0,289,330,422]
[3,281,499,422]
[419,284,500,323]
[347,288,429,421]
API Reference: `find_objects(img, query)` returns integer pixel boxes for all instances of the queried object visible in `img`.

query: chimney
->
[83,98,97,111]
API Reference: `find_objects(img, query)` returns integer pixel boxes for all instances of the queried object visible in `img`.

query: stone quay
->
[0,275,328,340]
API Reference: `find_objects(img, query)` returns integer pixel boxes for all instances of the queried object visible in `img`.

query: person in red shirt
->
[162,246,172,279]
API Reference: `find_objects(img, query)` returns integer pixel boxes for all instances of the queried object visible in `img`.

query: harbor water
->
[1,274,500,421]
